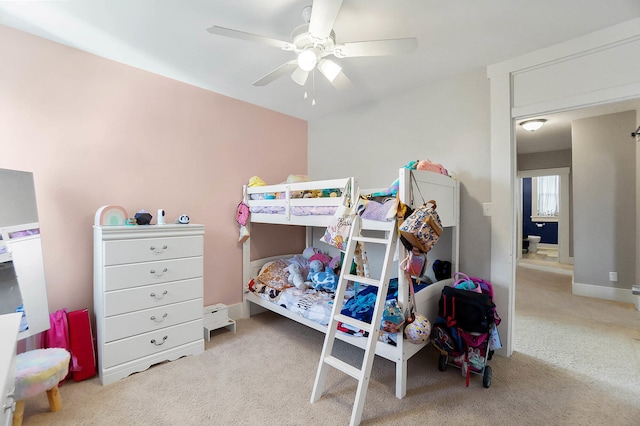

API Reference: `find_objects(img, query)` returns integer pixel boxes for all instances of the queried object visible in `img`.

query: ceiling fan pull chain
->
[312,70,316,106]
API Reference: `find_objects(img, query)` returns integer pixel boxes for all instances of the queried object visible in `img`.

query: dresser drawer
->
[104,235,203,266]
[104,257,202,291]
[104,278,203,317]
[104,298,202,342]
[102,320,202,369]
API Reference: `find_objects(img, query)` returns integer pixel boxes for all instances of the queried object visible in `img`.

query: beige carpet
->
[22,267,640,425]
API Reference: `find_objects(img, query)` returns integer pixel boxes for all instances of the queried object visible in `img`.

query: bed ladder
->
[311,215,398,426]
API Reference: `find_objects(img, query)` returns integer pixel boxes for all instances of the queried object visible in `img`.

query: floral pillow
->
[256,259,292,290]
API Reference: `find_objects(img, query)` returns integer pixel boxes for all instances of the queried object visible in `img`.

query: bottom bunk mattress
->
[247,256,433,346]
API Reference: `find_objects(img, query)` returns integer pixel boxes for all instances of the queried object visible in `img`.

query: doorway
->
[488,19,640,357]
[516,166,571,274]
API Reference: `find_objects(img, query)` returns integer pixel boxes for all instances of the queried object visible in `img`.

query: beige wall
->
[572,111,636,289]
[0,25,307,314]
[518,149,572,171]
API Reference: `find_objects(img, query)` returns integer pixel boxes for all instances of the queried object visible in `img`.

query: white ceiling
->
[1,0,640,152]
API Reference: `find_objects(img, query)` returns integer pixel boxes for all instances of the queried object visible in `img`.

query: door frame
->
[517,167,571,265]
[487,18,640,357]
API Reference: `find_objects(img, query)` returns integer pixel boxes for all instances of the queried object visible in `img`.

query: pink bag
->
[41,309,72,381]
[41,309,70,350]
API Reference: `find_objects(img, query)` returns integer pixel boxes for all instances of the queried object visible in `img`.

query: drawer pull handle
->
[149,268,168,277]
[150,313,168,322]
[150,290,168,299]
[149,245,168,253]
[150,336,168,346]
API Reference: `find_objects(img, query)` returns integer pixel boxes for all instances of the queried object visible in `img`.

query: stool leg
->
[46,385,62,412]
[12,400,25,426]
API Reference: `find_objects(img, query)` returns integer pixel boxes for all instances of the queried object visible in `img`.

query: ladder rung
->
[334,314,374,333]
[361,218,396,232]
[343,274,380,287]
[353,235,390,245]
[324,355,362,380]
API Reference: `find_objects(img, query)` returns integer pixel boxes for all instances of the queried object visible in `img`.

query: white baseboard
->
[572,280,638,309]
[538,243,558,250]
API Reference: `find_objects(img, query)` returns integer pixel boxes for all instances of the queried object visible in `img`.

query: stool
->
[13,348,70,426]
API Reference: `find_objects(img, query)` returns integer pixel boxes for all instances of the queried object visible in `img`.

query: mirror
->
[0,168,50,340]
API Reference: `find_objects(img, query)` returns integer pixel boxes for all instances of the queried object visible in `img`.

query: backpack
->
[438,285,496,333]
[398,200,442,253]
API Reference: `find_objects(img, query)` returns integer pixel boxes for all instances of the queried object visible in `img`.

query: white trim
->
[489,73,516,357]
[487,18,640,78]
[512,82,640,119]
[517,167,570,178]
[531,216,558,223]
[517,168,571,273]
[488,18,640,358]
[572,281,637,306]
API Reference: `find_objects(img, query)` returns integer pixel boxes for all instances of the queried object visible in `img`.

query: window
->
[532,175,559,222]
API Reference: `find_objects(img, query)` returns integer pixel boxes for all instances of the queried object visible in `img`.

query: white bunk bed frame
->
[241,169,460,399]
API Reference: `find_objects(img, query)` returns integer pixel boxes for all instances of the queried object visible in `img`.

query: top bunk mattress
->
[244,176,355,227]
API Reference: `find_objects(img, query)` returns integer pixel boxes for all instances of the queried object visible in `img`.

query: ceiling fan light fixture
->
[318,58,341,82]
[291,67,309,85]
[297,49,318,71]
[520,119,547,132]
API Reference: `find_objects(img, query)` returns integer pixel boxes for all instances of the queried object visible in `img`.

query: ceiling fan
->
[206,0,418,90]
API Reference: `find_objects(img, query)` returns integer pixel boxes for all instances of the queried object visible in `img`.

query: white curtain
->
[536,175,559,216]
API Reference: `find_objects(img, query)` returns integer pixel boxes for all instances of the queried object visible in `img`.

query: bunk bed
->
[241,168,460,399]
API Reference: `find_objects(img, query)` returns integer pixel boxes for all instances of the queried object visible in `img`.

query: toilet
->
[527,235,541,253]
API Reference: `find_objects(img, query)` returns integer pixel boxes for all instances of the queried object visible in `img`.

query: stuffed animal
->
[329,256,341,273]
[287,264,307,290]
[308,260,324,275]
[417,159,449,176]
[307,264,339,292]
[317,269,339,292]
[248,176,266,187]
[309,252,332,266]
[303,247,320,260]
[303,189,322,198]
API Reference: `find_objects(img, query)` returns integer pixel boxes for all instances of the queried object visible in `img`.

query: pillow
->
[360,199,396,221]
[257,259,292,290]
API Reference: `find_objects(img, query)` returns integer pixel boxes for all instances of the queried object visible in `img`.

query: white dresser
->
[0,313,20,426]
[93,224,205,385]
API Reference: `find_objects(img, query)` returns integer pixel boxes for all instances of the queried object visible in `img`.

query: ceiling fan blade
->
[308,0,343,39]
[207,26,294,50]
[335,38,418,58]
[290,67,309,86]
[253,60,298,86]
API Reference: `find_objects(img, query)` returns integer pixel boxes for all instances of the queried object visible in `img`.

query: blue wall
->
[522,177,558,244]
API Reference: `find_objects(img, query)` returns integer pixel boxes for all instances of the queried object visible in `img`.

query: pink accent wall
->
[0,25,307,313]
